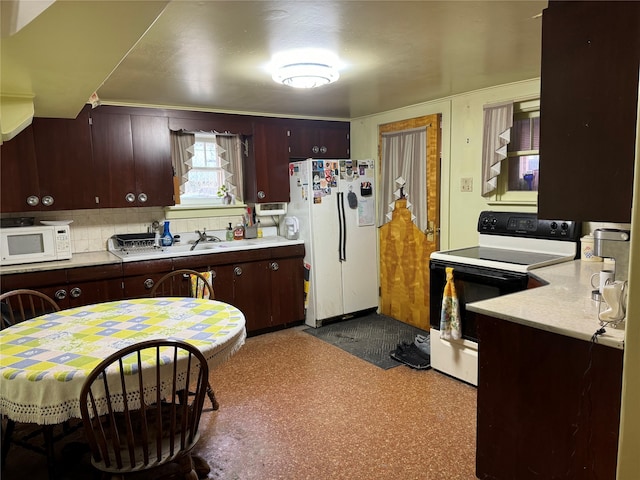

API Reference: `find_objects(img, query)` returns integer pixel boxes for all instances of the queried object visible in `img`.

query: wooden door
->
[91,110,136,208]
[378,114,441,330]
[537,1,639,223]
[131,114,174,207]
[269,256,304,327]
[0,125,40,213]
[32,105,96,210]
[247,122,290,203]
[231,260,271,333]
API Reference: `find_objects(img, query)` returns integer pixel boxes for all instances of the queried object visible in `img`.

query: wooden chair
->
[149,269,214,299]
[149,270,219,411]
[79,339,209,480]
[0,288,60,329]
[0,289,65,479]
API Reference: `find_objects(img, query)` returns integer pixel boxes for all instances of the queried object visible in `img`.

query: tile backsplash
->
[1,208,247,253]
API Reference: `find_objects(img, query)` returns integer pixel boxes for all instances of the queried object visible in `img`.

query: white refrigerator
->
[287,158,378,327]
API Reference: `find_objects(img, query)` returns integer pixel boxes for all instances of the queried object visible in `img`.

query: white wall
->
[350,78,541,251]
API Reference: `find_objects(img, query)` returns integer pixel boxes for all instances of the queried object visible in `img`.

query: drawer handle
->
[144,278,155,289]
[70,287,82,298]
[55,289,67,300]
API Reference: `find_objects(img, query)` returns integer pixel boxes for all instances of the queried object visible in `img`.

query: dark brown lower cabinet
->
[1,264,123,309]
[174,245,305,333]
[476,314,623,480]
[2,245,305,334]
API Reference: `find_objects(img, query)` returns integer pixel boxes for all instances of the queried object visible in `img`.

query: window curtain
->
[170,130,195,195]
[481,101,513,196]
[215,134,244,203]
[379,127,428,232]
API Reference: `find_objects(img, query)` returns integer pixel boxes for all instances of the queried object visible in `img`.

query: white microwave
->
[0,225,72,266]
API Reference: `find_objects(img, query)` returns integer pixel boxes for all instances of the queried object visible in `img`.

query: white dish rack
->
[108,233,161,256]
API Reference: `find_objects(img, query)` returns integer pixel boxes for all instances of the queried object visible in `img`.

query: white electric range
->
[429,211,581,385]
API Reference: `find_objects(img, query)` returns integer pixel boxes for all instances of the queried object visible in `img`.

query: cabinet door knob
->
[27,195,40,207]
[144,278,154,289]
[270,261,279,271]
[41,195,54,207]
[312,145,319,154]
[70,287,82,298]
[55,289,67,300]
[138,193,148,203]
[257,191,266,200]
[125,193,136,203]
[234,266,243,276]
[320,146,327,154]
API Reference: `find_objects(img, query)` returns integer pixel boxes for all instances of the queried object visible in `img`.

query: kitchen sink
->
[107,234,301,262]
[167,242,223,253]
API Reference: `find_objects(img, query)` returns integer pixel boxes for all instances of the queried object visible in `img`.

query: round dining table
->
[0,297,246,425]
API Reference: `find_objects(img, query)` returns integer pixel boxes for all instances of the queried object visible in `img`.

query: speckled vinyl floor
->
[1,326,478,480]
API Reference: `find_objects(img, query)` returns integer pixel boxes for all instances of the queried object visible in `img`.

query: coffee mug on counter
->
[591,269,615,294]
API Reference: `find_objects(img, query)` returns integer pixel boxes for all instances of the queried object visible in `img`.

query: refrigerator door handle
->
[337,192,347,261]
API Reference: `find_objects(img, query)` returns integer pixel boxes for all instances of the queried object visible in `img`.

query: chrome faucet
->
[191,229,221,250]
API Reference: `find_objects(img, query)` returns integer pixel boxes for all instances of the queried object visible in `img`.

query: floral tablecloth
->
[0,297,246,424]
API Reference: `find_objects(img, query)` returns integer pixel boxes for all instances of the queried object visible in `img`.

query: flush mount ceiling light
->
[270,49,341,89]
[272,62,339,89]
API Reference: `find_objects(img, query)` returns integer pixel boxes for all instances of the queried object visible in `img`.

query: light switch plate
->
[461,177,473,192]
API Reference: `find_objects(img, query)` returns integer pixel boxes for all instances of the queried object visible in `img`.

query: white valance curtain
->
[481,101,514,196]
[170,130,244,203]
[379,127,428,232]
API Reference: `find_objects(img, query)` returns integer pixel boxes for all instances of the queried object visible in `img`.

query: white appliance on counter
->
[429,211,581,385]
[1,224,72,266]
[287,159,378,327]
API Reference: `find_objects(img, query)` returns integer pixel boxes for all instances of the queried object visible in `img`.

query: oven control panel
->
[477,211,580,241]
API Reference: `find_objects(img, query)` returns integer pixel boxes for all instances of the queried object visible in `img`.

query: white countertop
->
[466,260,626,350]
[0,236,304,274]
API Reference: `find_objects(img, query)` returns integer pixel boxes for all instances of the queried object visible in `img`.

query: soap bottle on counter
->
[233,223,245,240]
[161,221,173,246]
[226,223,234,241]
[257,220,263,238]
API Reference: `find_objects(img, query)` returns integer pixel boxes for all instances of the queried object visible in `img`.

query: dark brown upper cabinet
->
[537,1,640,223]
[32,105,96,210]
[1,125,40,212]
[244,121,291,203]
[287,120,350,159]
[91,106,173,208]
[1,106,94,212]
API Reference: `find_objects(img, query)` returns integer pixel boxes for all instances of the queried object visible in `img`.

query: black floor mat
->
[389,341,431,370]
[303,314,428,369]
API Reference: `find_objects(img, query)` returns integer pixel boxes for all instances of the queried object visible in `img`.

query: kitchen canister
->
[581,234,602,262]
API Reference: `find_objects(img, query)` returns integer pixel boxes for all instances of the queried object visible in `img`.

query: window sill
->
[164,203,248,219]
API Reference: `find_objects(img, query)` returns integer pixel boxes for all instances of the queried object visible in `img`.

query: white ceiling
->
[2,0,547,124]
